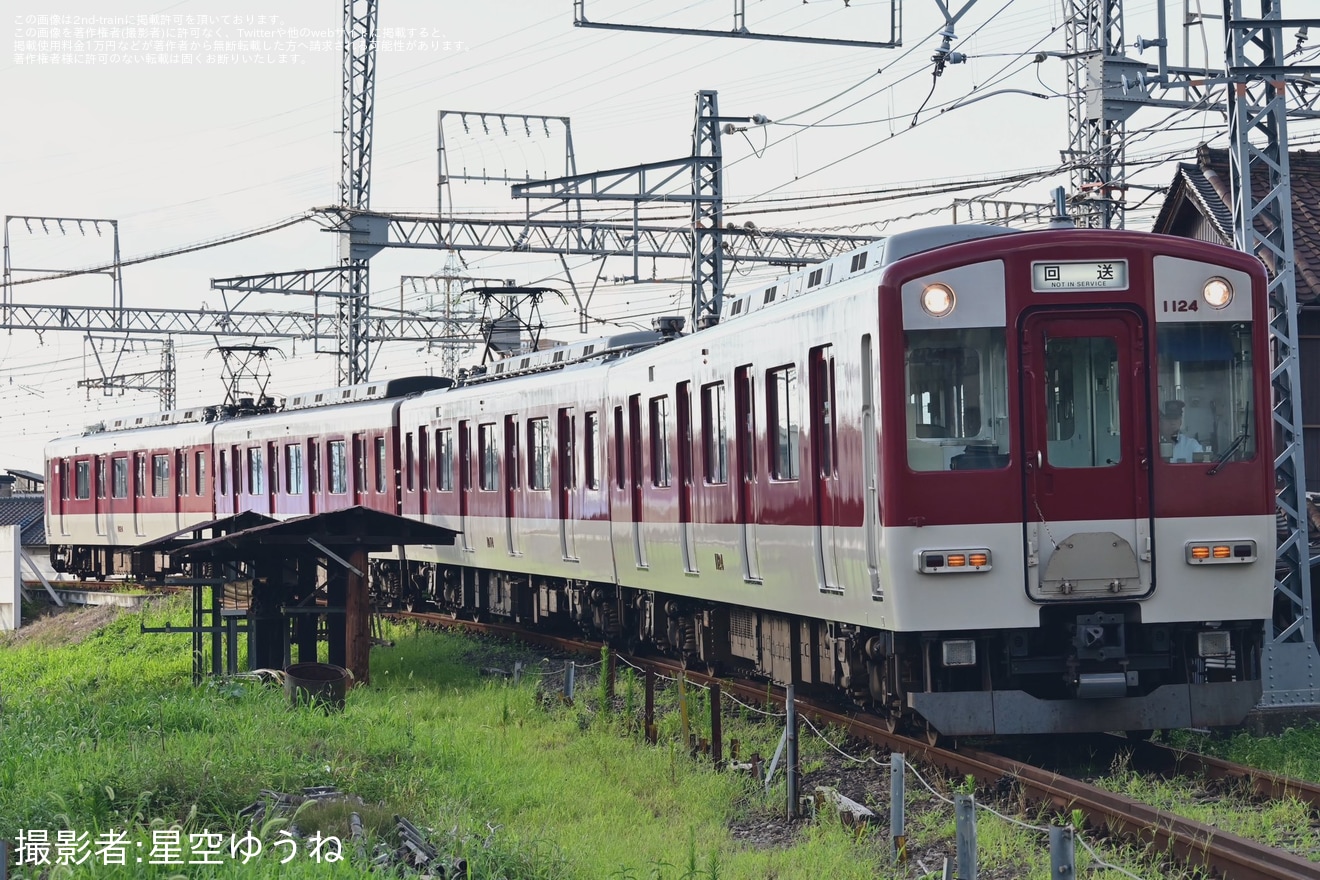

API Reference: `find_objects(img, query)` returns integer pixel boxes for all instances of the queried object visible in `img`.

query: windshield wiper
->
[1207,433,1248,475]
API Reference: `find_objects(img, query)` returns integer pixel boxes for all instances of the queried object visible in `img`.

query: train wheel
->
[921,721,944,747]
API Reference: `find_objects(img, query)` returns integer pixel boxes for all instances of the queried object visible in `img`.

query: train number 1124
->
[1162,299,1200,313]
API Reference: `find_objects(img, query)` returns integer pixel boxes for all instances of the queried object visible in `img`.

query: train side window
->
[701,382,728,484]
[218,450,228,495]
[810,346,836,477]
[479,423,498,491]
[178,452,188,497]
[329,439,347,494]
[61,459,71,499]
[285,444,303,494]
[74,460,90,500]
[504,416,520,490]
[135,454,147,498]
[195,451,206,496]
[112,457,128,499]
[247,447,264,494]
[437,428,453,491]
[528,417,551,491]
[767,365,800,480]
[650,395,671,487]
[378,436,390,493]
[584,412,599,490]
[153,454,170,497]
[96,457,107,499]
[614,407,625,490]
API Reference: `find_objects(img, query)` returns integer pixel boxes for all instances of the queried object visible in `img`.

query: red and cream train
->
[46,224,1275,736]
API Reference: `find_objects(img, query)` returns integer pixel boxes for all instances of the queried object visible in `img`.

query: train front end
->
[877,228,1273,736]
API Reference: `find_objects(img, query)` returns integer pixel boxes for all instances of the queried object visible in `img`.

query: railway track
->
[392,611,1320,879]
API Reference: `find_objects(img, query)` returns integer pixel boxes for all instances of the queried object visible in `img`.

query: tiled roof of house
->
[0,494,46,546]
[1152,144,1320,302]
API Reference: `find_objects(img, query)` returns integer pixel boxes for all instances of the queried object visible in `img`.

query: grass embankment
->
[0,597,893,879]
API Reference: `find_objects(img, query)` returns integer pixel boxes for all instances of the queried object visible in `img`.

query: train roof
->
[720,223,1016,323]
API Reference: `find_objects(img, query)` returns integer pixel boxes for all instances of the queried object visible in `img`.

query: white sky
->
[2,0,1316,471]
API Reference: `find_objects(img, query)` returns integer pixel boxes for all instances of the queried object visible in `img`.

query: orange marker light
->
[1213,546,1232,559]
[1190,546,1210,560]
[947,554,967,567]
[969,553,989,567]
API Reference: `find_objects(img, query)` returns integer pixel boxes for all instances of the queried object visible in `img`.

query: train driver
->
[1159,400,1203,463]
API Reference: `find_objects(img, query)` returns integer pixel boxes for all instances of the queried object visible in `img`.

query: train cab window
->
[111,457,128,499]
[135,454,147,498]
[650,396,671,487]
[1040,336,1122,469]
[329,440,348,494]
[153,454,170,497]
[376,436,389,493]
[906,327,1010,472]
[585,412,599,490]
[195,451,206,495]
[437,428,454,491]
[479,423,499,491]
[285,444,303,494]
[767,366,800,480]
[247,447,264,494]
[701,383,728,484]
[529,417,551,491]
[1156,322,1256,464]
[74,460,90,499]
[218,450,228,495]
[96,458,107,499]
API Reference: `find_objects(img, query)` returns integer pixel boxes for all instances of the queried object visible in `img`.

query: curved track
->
[393,611,1319,879]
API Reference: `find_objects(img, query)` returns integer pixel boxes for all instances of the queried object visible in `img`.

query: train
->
[45,223,1275,737]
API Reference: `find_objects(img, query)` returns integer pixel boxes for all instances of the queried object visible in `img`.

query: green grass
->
[0,599,899,879]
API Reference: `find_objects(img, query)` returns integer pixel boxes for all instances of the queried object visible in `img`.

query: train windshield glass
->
[1155,322,1255,464]
[905,327,1010,472]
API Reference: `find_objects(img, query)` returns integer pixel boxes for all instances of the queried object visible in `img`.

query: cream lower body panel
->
[55,512,212,548]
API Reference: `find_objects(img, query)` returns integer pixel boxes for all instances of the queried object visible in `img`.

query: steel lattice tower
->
[1225,0,1319,704]
[690,91,724,331]
[339,0,378,385]
[1065,0,1126,229]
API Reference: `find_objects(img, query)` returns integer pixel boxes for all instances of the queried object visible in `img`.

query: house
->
[0,468,57,583]
[1152,143,1320,489]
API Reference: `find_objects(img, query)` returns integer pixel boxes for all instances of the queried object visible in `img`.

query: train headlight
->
[920,283,956,318]
[1185,540,1256,564]
[1202,276,1234,309]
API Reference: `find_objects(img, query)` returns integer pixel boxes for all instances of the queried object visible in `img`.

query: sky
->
[2,0,1318,471]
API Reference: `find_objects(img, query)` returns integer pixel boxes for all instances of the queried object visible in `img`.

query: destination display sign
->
[1031,260,1129,292]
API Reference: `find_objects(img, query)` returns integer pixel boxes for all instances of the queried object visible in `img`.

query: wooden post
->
[606,651,616,701]
[710,682,723,765]
[344,547,371,686]
[644,668,657,744]
[326,564,347,669]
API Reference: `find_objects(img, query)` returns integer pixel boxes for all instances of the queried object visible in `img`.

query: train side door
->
[458,420,473,552]
[676,383,697,573]
[95,456,107,538]
[558,408,578,561]
[734,366,761,582]
[134,452,147,537]
[307,440,319,515]
[417,425,429,518]
[628,395,646,568]
[1020,310,1152,600]
[503,414,521,556]
[267,441,278,515]
[809,346,841,591]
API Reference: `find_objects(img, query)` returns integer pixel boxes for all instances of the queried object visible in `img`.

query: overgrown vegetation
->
[3,599,1308,878]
